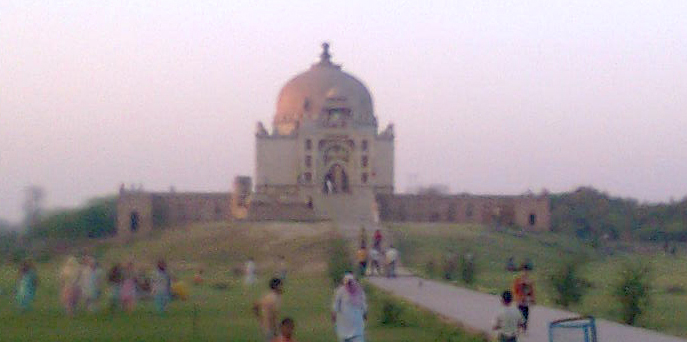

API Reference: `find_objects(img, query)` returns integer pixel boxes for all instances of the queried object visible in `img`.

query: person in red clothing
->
[272,317,297,342]
[512,265,535,332]
[373,229,382,251]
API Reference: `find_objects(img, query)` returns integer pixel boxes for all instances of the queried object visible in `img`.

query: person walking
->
[332,273,368,342]
[152,260,171,314]
[385,245,399,278]
[492,290,524,342]
[254,278,284,342]
[356,245,368,277]
[512,265,536,333]
[16,260,38,311]
[369,248,382,276]
[60,256,83,316]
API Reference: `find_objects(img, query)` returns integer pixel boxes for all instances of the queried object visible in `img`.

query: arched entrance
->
[323,164,349,194]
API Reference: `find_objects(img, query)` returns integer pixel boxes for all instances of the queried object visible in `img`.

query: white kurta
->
[332,286,367,340]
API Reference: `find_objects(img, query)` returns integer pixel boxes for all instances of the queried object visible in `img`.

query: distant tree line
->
[27,196,117,239]
[550,187,687,242]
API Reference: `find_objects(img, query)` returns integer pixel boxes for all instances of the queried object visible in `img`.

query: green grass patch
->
[0,221,483,341]
[389,222,687,337]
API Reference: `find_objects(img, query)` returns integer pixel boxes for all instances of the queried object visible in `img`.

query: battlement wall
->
[376,193,550,231]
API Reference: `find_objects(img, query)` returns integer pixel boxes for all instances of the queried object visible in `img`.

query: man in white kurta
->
[332,274,368,342]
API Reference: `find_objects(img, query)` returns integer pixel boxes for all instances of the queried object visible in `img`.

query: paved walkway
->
[369,275,686,342]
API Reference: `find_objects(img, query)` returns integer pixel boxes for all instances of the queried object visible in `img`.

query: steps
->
[313,188,376,237]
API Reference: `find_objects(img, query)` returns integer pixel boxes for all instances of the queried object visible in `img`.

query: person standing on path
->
[152,260,171,314]
[254,278,284,342]
[16,260,38,311]
[492,290,524,342]
[512,265,535,333]
[385,245,399,278]
[332,273,368,342]
[356,245,368,277]
[369,248,382,276]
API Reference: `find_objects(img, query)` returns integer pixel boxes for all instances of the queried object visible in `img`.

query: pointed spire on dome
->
[320,42,331,64]
[314,42,340,69]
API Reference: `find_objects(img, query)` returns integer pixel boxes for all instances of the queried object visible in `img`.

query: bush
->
[327,236,352,286]
[615,264,652,325]
[424,259,436,278]
[549,261,589,308]
[380,299,405,326]
[442,255,458,280]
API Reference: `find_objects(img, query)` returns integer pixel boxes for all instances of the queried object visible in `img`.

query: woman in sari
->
[16,260,38,311]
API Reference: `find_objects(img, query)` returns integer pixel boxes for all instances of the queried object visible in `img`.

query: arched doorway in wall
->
[130,211,140,232]
[322,164,349,194]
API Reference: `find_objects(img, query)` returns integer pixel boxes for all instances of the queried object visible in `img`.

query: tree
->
[22,185,45,229]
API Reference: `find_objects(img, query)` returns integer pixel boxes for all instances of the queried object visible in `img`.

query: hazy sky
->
[2,1,686,222]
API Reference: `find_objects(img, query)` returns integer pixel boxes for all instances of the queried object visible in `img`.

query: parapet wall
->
[116,190,232,237]
[376,193,550,231]
[244,200,321,222]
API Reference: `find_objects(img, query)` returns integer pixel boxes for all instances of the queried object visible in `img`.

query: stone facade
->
[116,187,231,238]
[376,192,550,231]
[253,43,394,221]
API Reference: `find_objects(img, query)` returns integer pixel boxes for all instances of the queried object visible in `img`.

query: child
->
[272,317,297,342]
[492,290,524,342]
[254,278,284,342]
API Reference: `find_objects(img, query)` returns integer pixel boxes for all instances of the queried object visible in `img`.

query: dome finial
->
[320,42,331,64]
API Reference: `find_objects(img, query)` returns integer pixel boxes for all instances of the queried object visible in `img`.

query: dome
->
[273,43,377,134]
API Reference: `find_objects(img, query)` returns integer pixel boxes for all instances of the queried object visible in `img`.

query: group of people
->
[493,266,536,342]
[14,256,172,315]
[105,259,172,314]
[253,272,368,342]
[357,228,399,278]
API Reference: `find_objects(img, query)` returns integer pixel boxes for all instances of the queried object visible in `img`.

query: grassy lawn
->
[388,222,687,337]
[0,221,484,341]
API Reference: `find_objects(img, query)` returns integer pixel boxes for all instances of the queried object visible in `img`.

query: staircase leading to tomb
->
[313,188,376,237]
